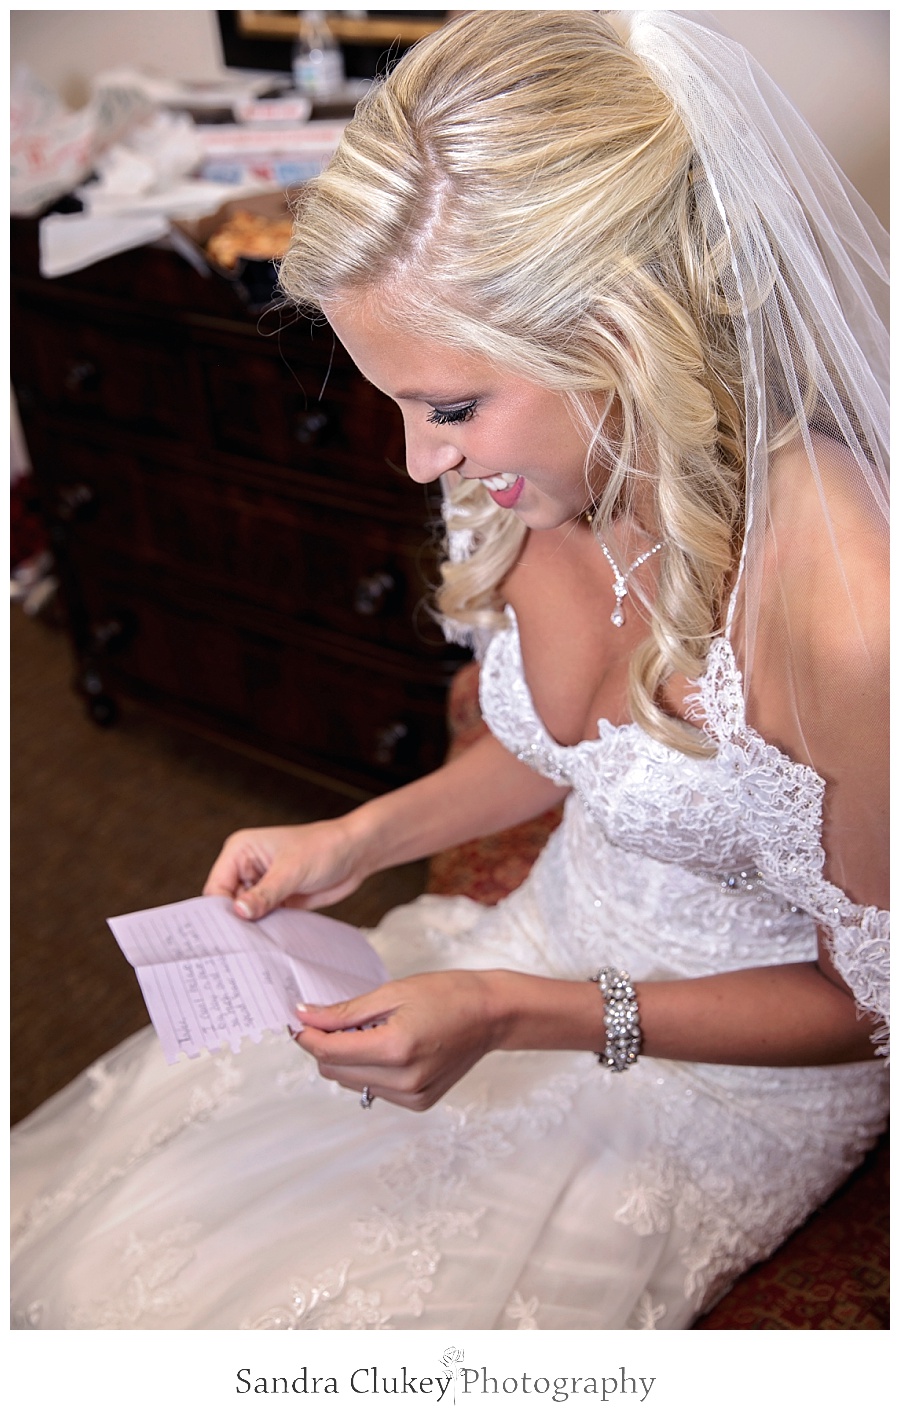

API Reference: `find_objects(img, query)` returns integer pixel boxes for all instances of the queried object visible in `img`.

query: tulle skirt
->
[10,891,887,1330]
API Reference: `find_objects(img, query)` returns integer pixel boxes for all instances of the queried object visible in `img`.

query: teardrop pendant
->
[597,539,665,630]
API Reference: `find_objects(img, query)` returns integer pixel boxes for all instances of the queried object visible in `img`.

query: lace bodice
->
[479,609,889,1048]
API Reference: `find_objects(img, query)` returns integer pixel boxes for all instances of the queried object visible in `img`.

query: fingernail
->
[234,899,252,919]
[295,1002,322,1014]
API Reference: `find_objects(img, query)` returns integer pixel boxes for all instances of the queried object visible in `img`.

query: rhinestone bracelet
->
[590,967,642,1072]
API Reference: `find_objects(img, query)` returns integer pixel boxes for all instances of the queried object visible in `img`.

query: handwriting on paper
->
[107,896,388,1064]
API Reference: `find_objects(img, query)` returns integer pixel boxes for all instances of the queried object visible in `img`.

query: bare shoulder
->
[748,435,888,777]
[758,438,889,906]
[769,435,886,551]
[766,434,888,668]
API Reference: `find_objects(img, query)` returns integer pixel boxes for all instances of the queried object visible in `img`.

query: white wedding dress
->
[10,611,888,1330]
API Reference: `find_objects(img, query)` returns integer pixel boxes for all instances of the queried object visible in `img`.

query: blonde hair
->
[281,9,749,755]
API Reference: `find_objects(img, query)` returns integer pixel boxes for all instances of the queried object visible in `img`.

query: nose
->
[401,414,464,486]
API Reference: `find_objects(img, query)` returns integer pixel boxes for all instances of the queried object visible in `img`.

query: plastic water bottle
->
[292,11,345,100]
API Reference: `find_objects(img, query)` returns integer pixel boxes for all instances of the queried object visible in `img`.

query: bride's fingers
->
[288,1027,392,1086]
[288,1026,447,1113]
[294,995,394,1036]
[319,1059,412,1098]
[334,1078,432,1112]
[291,1014,395,1073]
[296,1043,432,1109]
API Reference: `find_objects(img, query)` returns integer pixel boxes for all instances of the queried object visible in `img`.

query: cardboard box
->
[194,120,346,186]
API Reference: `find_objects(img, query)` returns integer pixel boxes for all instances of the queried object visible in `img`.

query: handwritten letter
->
[108,896,388,1064]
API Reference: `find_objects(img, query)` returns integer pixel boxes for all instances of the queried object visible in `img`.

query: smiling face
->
[324,295,612,531]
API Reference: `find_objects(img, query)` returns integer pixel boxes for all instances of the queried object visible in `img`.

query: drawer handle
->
[353,571,396,616]
[64,360,100,393]
[372,720,409,766]
[55,483,97,521]
[89,617,130,654]
[294,410,329,444]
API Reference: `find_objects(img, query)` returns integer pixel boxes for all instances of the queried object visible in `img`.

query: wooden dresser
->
[11,219,466,795]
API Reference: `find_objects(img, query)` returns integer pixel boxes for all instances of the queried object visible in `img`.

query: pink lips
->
[487,476,525,509]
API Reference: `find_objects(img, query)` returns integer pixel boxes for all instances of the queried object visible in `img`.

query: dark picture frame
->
[216,11,448,80]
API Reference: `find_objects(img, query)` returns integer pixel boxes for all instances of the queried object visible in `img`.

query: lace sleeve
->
[826,911,890,1058]
[738,766,889,1056]
[749,772,888,1057]
[695,641,890,1057]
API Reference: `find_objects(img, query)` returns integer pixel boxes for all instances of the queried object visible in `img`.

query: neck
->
[581,509,662,559]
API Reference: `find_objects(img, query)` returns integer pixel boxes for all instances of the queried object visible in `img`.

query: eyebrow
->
[393,390,477,404]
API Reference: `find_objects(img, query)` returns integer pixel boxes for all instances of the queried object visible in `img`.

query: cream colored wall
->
[10,10,228,104]
[10,9,889,224]
[711,9,889,225]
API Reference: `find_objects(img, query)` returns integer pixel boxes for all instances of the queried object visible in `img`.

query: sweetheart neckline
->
[489,607,827,795]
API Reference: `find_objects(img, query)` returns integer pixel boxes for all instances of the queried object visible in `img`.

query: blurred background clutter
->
[11,10,889,222]
[9,11,889,1125]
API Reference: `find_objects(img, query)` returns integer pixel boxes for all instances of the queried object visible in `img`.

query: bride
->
[11,11,888,1331]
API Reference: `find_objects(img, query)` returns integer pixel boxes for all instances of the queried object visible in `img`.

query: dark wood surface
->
[11,218,466,794]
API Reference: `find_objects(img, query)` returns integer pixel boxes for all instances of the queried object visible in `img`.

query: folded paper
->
[108,895,388,1064]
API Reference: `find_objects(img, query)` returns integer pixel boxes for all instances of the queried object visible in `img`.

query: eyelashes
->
[427,401,478,427]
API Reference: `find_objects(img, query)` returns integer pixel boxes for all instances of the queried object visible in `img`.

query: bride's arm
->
[204,728,568,919]
[352,726,569,870]
[206,524,577,920]
[294,941,878,1115]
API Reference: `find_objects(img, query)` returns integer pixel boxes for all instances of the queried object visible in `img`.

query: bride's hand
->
[202,819,369,920]
[291,971,501,1111]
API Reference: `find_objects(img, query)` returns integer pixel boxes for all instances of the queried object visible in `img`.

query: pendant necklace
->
[597,538,664,628]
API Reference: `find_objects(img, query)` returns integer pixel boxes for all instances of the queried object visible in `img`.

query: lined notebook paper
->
[107,895,388,1064]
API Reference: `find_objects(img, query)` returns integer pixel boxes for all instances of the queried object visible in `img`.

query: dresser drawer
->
[194,333,407,484]
[72,575,453,789]
[144,487,445,655]
[34,435,444,656]
[11,298,193,441]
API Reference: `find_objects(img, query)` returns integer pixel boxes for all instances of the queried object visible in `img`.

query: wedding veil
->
[617,10,889,1041]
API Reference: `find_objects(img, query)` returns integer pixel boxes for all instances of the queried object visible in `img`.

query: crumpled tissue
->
[17,67,273,278]
[77,108,203,212]
[11,64,152,217]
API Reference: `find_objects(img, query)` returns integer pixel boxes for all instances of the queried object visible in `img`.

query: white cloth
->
[38,211,171,279]
[10,616,888,1330]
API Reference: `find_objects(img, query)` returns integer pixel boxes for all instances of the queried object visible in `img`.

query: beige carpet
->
[10,604,429,1125]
